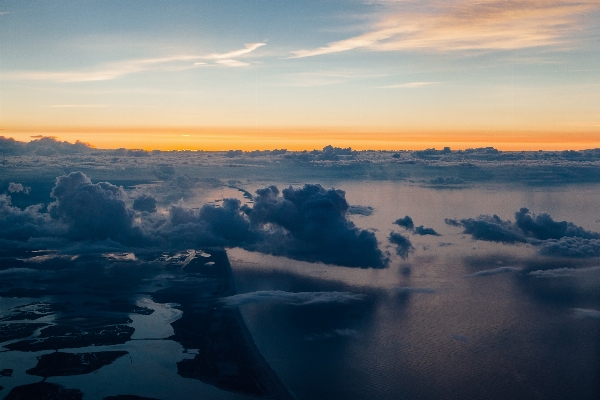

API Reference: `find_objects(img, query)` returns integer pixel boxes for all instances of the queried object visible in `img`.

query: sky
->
[1,0,599,150]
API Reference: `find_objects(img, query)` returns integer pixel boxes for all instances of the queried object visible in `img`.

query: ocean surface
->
[224,181,600,400]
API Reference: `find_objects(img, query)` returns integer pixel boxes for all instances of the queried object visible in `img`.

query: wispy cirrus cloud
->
[2,43,266,82]
[205,42,266,60]
[291,1,600,58]
[216,59,250,67]
[48,104,109,108]
[380,81,439,88]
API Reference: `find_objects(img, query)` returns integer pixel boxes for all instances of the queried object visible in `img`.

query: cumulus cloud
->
[244,184,387,268]
[348,205,374,216]
[8,183,30,195]
[394,216,414,230]
[389,231,413,259]
[444,218,462,227]
[0,173,386,268]
[220,290,366,308]
[0,195,61,242]
[162,198,259,248]
[394,216,439,236]
[414,226,440,236]
[539,237,600,258]
[458,208,600,258]
[514,208,600,241]
[464,266,522,278]
[48,172,146,245]
[460,214,527,243]
[132,194,157,213]
[0,136,91,156]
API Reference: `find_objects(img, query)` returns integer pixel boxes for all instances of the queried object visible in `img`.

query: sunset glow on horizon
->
[1,0,599,151]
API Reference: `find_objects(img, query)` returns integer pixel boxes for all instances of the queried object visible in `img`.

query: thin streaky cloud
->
[48,104,109,108]
[216,59,250,67]
[205,42,266,60]
[380,81,439,88]
[1,43,265,82]
[290,1,599,58]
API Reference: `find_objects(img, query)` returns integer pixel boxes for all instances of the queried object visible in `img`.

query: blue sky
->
[1,0,599,149]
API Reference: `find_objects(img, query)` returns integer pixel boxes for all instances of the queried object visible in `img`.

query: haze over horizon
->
[1,0,599,151]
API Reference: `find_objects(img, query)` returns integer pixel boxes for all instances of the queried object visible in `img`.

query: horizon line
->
[2,134,599,153]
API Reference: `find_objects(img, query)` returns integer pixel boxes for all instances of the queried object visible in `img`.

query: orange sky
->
[2,126,598,151]
[1,1,599,151]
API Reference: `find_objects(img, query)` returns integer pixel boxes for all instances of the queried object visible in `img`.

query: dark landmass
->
[0,369,12,377]
[0,303,67,321]
[4,381,83,400]
[0,249,293,399]
[152,250,294,399]
[26,351,128,377]
[5,324,134,352]
[0,323,49,343]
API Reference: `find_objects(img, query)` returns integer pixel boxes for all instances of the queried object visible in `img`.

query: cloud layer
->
[0,173,387,268]
[458,208,600,257]
[220,290,366,308]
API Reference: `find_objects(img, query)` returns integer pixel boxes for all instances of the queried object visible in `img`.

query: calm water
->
[225,181,600,400]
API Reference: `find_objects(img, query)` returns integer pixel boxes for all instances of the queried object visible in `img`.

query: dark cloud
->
[220,290,366,308]
[48,172,146,245]
[514,208,600,240]
[8,182,30,195]
[389,231,413,259]
[458,208,600,258]
[162,198,259,248]
[0,173,386,268]
[0,136,92,156]
[132,194,157,213]
[539,237,600,258]
[414,226,440,236]
[245,184,387,268]
[444,218,462,227]
[0,195,61,242]
[459,214,527,243]
[394,216,414,230]
[347,205,374,216]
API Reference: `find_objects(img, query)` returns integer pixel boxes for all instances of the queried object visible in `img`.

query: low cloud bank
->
[457,208,600,258]
[220,290,366,308]
[464,266,523,278]
[0,173,388,268]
